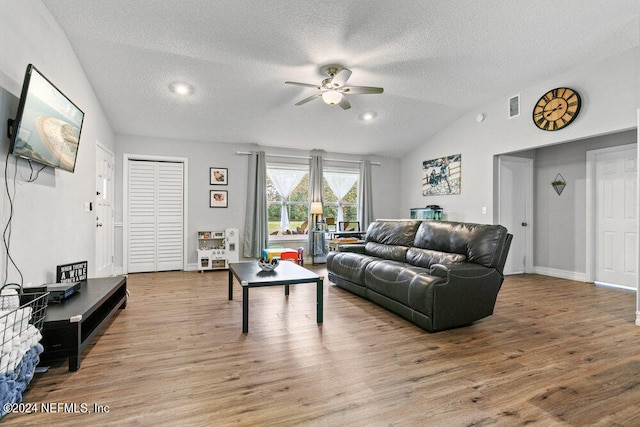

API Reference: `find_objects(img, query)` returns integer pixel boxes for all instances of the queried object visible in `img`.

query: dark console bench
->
[40,276,127,371]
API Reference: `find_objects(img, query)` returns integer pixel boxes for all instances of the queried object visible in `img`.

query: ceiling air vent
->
[508,94,520,119]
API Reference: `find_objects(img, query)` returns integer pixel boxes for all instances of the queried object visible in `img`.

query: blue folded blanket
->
[0,343,44,418]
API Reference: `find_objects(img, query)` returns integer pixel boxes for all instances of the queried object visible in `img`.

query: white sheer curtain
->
[267,168,306,231]
[324,171,358,223]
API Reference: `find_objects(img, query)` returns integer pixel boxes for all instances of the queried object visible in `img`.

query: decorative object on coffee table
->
[258,257,279,271]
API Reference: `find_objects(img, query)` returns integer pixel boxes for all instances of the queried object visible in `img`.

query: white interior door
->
[594,146,638,288]
[127,159,184,273]
[95,143,114,277]
[499,155,533,275]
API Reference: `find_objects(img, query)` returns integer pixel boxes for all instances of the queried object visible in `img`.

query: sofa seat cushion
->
[365,260,443,308]
[406,247,466,269]
[326,252,379,284]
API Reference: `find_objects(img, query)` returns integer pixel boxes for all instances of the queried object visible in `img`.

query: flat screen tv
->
[9,64,84,173]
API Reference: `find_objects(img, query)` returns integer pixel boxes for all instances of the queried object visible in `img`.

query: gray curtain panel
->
[358,159,374,231]
[308,153,324,250]
[243,151,269,258]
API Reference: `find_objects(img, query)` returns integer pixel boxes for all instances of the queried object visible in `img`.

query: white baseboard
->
[532,266,588,282]
[594,281,636,292]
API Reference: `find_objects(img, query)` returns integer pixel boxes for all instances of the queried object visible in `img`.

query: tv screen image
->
[10,64,84,172]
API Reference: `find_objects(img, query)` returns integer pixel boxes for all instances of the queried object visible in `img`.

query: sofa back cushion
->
[413,221,508,268]
[363,220,421,262]
[406,247,466,268]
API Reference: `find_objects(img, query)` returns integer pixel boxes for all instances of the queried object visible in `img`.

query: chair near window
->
[296,220,309,234]
[325,217,337,232]
[339,221,360,232]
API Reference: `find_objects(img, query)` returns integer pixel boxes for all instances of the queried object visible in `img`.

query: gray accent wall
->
[533,130,637,277]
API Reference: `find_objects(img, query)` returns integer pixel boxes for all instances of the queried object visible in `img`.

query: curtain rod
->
[235,151,381,166]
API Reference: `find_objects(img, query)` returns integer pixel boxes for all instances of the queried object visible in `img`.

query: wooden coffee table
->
[228,261,323,333]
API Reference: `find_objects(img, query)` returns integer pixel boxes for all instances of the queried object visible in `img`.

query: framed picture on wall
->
[210,167,228,185]
[210,190,228,208]
[422,153,461,196]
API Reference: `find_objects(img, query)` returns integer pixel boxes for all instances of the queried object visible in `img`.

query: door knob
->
[521,222,528,227]
[96,223,103,227]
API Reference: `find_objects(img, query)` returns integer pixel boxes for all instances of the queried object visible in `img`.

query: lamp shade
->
[310,202,323,214]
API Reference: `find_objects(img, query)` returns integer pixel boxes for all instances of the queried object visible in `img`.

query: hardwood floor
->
[6,269,640,426]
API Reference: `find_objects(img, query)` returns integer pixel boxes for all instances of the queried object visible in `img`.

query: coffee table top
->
[229,261,320,287]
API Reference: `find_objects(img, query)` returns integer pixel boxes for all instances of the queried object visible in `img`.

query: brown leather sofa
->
[326,220,512,332]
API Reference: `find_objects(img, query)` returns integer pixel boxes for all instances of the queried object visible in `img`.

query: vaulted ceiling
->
[43,0,639,158]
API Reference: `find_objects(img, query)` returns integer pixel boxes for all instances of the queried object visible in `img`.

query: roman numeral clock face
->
[532,87,581,131]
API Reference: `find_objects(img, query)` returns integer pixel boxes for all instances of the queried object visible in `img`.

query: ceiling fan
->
[285,65,383,110]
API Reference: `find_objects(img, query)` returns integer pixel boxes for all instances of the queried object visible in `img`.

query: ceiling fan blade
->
[295,93,321,106]
[330,68,352,88]
[285,81,321,89]
[338,96,351,110]
[342,86,384,94]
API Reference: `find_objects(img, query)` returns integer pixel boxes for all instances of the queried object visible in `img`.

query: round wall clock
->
[532,87,581,131]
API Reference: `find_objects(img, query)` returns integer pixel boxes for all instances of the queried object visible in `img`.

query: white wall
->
[0,0,115,285]
[401,47,639,224]
[114,135,401,270]
[401,48,640,280]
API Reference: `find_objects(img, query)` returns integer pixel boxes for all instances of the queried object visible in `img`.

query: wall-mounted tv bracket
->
[7,118,14,139]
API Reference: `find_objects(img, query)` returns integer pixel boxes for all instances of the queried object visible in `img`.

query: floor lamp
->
[310,202,323,230]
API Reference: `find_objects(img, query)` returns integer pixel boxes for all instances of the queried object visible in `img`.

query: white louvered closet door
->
[128,160,184,273]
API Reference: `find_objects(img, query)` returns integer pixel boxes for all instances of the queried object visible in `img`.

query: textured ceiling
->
[42,0,639,158]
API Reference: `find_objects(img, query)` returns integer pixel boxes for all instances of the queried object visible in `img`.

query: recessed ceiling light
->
[360,112,377,121]
[169,81,194,96]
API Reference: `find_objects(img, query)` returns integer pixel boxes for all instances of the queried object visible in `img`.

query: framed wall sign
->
[210,190,228,208]
[56,261,88,283]
[210,167,228,185]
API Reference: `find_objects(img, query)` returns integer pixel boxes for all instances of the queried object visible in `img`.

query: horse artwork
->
[422,154,461,196]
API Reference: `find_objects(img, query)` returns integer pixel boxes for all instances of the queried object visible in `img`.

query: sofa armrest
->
[338,243,366,254]
[428,262,504,331]
[430,262,493,278]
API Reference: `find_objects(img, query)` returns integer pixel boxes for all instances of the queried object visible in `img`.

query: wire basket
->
[0,284,49,416]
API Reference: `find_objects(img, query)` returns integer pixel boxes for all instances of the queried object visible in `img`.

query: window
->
[267,165,309,236]
[265,164,360,238]
[323,169,359,223]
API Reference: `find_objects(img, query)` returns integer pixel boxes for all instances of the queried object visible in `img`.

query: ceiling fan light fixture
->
[322,90,343,105]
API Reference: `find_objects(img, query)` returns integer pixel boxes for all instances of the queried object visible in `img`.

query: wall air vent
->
[508,94,520,119]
